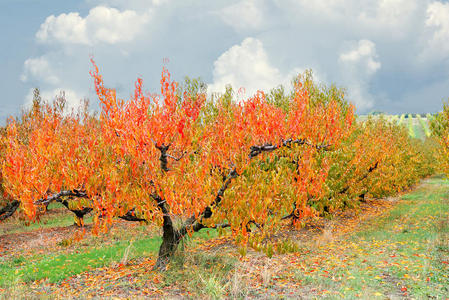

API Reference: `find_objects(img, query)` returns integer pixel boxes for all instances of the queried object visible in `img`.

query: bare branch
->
[118,208,147,222]
[34,189,88,206]
[0,200,20,221]
[338,161,379,195]
[167,153,185,161]
[281,211,295,220]
[249,138,331,159]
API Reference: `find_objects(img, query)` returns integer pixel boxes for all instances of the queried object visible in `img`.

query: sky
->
[1,0,449,122]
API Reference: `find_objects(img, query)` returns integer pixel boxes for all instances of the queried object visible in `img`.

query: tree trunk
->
[154,221,182,271]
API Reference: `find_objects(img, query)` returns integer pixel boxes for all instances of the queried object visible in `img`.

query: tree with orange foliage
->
[88,60,354,269]
[2,92,93,221]
[0,88,49,221]
[1,88,150,226]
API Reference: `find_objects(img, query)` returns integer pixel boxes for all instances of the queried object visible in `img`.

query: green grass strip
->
[0,203,85,235]
[0,228,217,286]
[293,176,449,298]
[417,115,431,137]
[408,115,415,138]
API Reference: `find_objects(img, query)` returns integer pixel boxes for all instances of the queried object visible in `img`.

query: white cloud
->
[339,39,381,110]
[36,12,89,45]
[21,57,60,85]
[425,1,449,58]
[220,0,265,31]
[339,40,381,75]
[358,0,420,33]
[36,6,150,45]
[87,6,150,44]
[208,37,301,98]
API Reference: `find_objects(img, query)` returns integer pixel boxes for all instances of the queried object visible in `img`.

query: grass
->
[408,114,416,138]
[411,117,428,140]
[0,226,219,287]
[0,202,86,235]
[291,176,449,298]
[419,115,432,137]
[0,236,159,285]
[159,250,237,298]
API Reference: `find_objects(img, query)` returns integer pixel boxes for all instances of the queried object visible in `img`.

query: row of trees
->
[0,62,438,269]
[430,101,449,176]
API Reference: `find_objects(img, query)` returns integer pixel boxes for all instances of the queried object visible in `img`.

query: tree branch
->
[249,138,330,159]
[0,200,20,221]
[203,167,238,219]
[167,153,185,161]
[281,211,295,220]
[34,189,88,206]
[118,208,147,222]
[338,161,379,195]
[58,199,93,219]
[35,189,148,222]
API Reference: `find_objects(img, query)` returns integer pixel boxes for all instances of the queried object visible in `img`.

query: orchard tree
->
[0,88,50,221]
[2,95,91,222]
[90,60,354,269]
[1,91,150,226]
